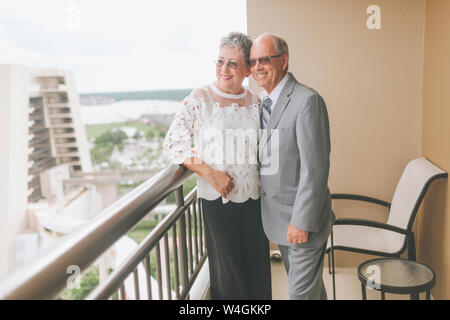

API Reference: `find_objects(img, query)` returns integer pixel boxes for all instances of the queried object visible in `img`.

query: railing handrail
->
[0,164,193,300]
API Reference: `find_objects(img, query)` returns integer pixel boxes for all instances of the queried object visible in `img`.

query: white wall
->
[64,186,102,220]
[0,64,30,279]
[96,183,118,209]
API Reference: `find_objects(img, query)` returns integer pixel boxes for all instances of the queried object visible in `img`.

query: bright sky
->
[0,0,247,93]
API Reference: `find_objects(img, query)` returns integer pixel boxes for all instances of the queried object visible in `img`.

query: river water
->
[80,99,182,124]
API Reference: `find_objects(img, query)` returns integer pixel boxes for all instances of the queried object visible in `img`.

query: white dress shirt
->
[259,72,289,113]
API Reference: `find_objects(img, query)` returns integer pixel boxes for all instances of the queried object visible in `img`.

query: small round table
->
[358,258,435,300]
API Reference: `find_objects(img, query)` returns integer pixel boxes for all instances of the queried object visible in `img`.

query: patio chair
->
[326,157,448,300]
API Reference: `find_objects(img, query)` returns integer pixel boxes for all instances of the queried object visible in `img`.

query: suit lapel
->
[260,73,296,152]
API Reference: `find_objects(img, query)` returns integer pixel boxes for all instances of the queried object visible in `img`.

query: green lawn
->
[127,218,161,244]
[85,122,167,165]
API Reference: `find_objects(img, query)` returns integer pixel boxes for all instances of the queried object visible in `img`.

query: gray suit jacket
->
[259,72,335,247]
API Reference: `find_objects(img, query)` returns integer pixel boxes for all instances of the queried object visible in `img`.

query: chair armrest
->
[333,218,408,234]
[332,193,391,209]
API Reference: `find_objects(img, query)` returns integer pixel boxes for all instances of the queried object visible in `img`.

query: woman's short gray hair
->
[220,32,253,67]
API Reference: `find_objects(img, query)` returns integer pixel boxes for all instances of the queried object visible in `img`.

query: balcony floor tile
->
[270,259,429,300]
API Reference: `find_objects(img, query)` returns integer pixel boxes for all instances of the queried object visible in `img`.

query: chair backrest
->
[387,157,447,231]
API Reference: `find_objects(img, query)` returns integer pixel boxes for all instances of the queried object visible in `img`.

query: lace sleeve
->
[163,91,203,164]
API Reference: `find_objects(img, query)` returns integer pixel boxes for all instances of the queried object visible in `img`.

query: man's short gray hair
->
[259,33,289,56]
[220,32,253,67]
[272,35,289,56]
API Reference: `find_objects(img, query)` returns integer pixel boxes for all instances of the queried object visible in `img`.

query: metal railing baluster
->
[144,255,152,300]
[119,284,125,300]
[198,200,204,254]
[172,224,180,299]
[186,207,193,275]
[176,187,189,298]
[163,234,172,300]
[155,242,163,300]
[133,269,140,300]
[193,200,199,265]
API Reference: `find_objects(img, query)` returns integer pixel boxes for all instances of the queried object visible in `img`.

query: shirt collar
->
[260,73,289,105]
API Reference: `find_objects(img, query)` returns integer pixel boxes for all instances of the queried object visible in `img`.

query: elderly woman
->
[163,32,271,300]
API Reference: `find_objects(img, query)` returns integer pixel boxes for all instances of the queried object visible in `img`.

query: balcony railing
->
[0,164,207,300]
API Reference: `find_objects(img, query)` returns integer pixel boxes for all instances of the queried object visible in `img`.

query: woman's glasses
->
[215,59,240,70]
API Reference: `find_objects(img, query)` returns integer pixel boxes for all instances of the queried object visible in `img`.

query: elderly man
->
[250,33,335,300]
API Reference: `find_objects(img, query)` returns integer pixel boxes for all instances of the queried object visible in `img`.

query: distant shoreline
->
[80,99,180,124]
[80,89,193,105]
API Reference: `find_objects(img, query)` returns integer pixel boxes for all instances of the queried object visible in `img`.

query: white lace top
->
[163,83,261,203]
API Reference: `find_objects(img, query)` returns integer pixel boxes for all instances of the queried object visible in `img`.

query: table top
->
[358,258,435,292]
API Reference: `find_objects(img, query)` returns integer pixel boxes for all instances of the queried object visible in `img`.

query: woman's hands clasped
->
[207,169,234,198]
[181,157,234,199]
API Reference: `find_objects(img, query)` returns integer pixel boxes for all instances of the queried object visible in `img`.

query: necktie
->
[261,97,272,129]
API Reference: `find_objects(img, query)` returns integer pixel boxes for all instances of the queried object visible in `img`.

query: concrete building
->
[0,65,93,279]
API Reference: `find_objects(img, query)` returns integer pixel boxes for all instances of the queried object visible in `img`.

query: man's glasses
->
[215,59,241,70]
[249,54,284,67]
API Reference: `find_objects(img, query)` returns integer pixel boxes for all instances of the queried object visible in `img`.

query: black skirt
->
[201,197,272,300]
